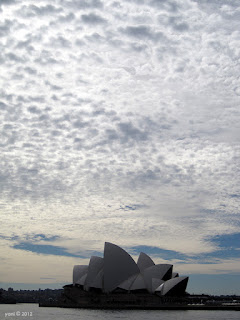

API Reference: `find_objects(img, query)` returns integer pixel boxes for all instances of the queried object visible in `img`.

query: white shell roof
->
[77,273,88,286]
[118,273,139,290]
[85,256,104,287]
[90,269,104,289]
[71,243,188,295]
[172,272,179,278]
[130,273,146,291]
[151,278,164,293]
[103,242,140,292]
[143,264,173,293]
[73,265,88,285]
[137,252,155,273]
[155,282,164,293]
[157,276,189,296]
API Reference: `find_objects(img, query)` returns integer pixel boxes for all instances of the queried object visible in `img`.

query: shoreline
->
[39,302,240,311]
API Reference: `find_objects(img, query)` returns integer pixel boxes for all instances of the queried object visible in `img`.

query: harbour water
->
[1,304,240,320]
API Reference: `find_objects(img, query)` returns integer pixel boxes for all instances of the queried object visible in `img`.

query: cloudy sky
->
[0,0,240,294]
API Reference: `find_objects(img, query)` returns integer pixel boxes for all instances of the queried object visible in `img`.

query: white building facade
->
[73,242,189,296]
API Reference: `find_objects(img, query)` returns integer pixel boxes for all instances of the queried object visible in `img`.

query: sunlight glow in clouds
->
[0,0,240,294]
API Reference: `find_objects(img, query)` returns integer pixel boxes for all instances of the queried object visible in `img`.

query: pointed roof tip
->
[172,272,179,278]
[104,242,132,254]
[157,276,189,296]
[137,252,155,272]
[104,241,117,249]
[85,256,104,287]
[103,242,139,292]
[138,251,155,262]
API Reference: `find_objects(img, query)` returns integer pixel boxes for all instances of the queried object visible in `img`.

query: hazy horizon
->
[1,272,240,295]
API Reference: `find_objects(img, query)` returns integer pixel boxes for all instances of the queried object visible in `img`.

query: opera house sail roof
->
[72,242,189,296]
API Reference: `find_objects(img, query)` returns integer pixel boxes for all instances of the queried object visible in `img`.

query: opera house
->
[63,242,189,308]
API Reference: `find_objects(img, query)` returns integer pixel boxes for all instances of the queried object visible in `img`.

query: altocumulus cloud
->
[0,0,240,293]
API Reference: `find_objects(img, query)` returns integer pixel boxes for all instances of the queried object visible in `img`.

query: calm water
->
[0,304,239,320]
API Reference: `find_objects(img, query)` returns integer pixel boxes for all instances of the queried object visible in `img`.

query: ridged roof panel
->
[143,264,173,292]
[130,273,146,291]
[118,273,139,290]
[73,265,88,285]
[77,273,88,286]
[103,242,139,292]
[152,278,164,293]
[137,252,155,273]
[158,276,189,296]
[90,269,104,289]
[85,256,104,287]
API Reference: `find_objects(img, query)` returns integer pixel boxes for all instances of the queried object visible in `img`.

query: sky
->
[0,0,240,295]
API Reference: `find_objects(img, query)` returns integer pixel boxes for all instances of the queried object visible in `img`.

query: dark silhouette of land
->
[1,286,240,310]
[0,287,62,304]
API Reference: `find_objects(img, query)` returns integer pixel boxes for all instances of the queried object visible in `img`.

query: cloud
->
[129,245,188,260]
[0,0,16,7]
[0,101,7,110]
[67,0,104,10]
[149,0,180,12]
[117,121,149,142]
[58,12,75,23]
[13,243,80,257]
[19,4,62,18]
[81,13,107,25]
[120,25,163,41]
[168,16,189,31]
[0,19,12,37]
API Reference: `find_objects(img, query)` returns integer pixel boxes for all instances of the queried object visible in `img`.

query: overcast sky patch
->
[0,0,240,294]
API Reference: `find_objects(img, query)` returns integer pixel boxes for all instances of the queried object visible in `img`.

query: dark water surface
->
[1,304,239,320]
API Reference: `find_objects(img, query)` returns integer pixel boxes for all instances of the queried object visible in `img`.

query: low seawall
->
[39,302,240,311]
